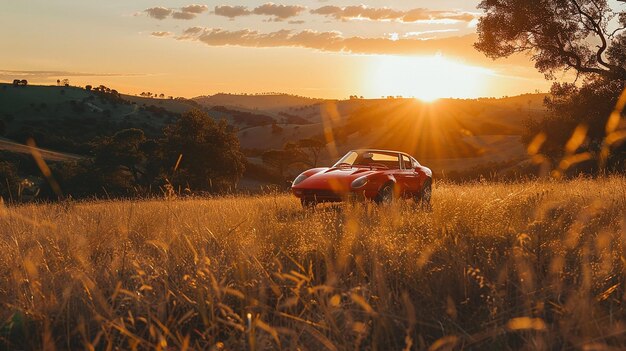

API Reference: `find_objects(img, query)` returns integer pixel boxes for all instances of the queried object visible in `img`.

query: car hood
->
[293,166,380,191]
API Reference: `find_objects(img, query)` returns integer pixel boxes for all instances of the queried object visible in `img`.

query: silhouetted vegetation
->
[476,0,626,173]
[163,109,246,192]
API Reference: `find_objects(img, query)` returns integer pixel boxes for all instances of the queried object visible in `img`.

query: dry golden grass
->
[1,177,625,350]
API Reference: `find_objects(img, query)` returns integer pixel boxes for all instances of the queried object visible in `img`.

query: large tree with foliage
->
[475,0,626,80]
[475,0,626,170]
[163,109,245,191]
[94,129,147,184]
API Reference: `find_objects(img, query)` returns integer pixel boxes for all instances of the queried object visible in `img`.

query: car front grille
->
[301,189,344,200]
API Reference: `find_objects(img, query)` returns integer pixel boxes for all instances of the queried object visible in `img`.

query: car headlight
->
[292,174,308,186]
[351,176,369,188]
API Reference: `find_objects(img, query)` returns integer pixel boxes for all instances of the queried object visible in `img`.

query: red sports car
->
[291,149,432,207]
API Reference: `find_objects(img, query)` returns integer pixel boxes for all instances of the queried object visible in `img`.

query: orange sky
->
[0,1,554,99]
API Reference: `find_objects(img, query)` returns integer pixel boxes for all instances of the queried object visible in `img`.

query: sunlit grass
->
[1,177,625,349]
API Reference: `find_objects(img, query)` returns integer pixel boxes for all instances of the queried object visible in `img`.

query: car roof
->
[350,149,412,157]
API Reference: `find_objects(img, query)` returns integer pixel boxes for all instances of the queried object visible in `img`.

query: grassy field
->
[1,177,625,350]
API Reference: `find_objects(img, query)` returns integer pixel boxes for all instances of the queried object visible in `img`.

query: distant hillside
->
[193,93,324,112]
[232,95,548,172]
[0,83,549,181]
[0,84,177,140]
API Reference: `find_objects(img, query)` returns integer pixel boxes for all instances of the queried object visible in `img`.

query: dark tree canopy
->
[261,148,303,180]
[163,109,246,191]
[475,0,626,80]
[476,0,626,173]
[525,77,625,159]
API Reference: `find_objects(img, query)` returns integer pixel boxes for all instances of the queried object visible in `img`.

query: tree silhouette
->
[261,148,302,180]
[475,0,626,81]
[94,128,147,185]
[163,109,246,191]
[476,0,626,171]
[297,138,325,167]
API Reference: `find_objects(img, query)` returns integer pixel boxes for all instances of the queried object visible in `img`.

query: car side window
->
[402,155,412,170]
[411,157,421,168]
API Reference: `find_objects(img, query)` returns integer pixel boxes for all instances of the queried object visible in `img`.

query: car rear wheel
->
[376,183,395,204]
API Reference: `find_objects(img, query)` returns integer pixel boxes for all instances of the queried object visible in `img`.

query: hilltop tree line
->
[0,108,245,201]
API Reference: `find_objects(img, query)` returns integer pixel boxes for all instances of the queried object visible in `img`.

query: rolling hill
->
[0,83,548,182]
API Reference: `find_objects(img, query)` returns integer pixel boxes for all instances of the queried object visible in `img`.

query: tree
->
[525,77,626,167]
[93,128,147,189]
[163,109,245,191]
[297,138,325,167]
[56,79,61,86]
[475,0,626,81]
[85,85,92,91]
[19,80,27,86]
[261,148,303,180]
[475,0,626,170]
[61,79,70,87]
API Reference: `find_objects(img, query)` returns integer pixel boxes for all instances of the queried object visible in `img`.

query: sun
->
[364,55,493,101]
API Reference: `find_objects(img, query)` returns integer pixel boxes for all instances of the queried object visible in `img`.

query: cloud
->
[310,5,477,23]
[181,4,208,14]
[288,20,305,24]
[182,27,204,35]
[172,11,196,20]
[214,5,251,19]
[151,31,172,37]
[252,3,307,20]
[177,27,490,60]
[145,7,173,20]
[213,3,305,20]
[0,70,146,82]
[144,4,208,20]
[403,29,460,38]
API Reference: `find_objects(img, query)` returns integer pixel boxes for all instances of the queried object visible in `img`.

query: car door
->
[401,155,419,196]
[395,154,420,196]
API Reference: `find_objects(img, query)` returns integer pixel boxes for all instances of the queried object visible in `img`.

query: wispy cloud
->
[145,7,172,20]
[402,29,460,38]
[213,3,305,20]
[177,27,485,59]
[0,70,147,81]
[181,4,209,14]
[144,4,208,20]
[252,3,306,20]
[310,5,477,23]
[214,5,251,19]
[151,31,172,37]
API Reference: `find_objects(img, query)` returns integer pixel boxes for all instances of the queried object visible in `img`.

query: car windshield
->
[333,151,401,169]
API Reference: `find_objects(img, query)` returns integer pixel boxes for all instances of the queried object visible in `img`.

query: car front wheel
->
[301,198,317,208]
[376,183,395,204]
